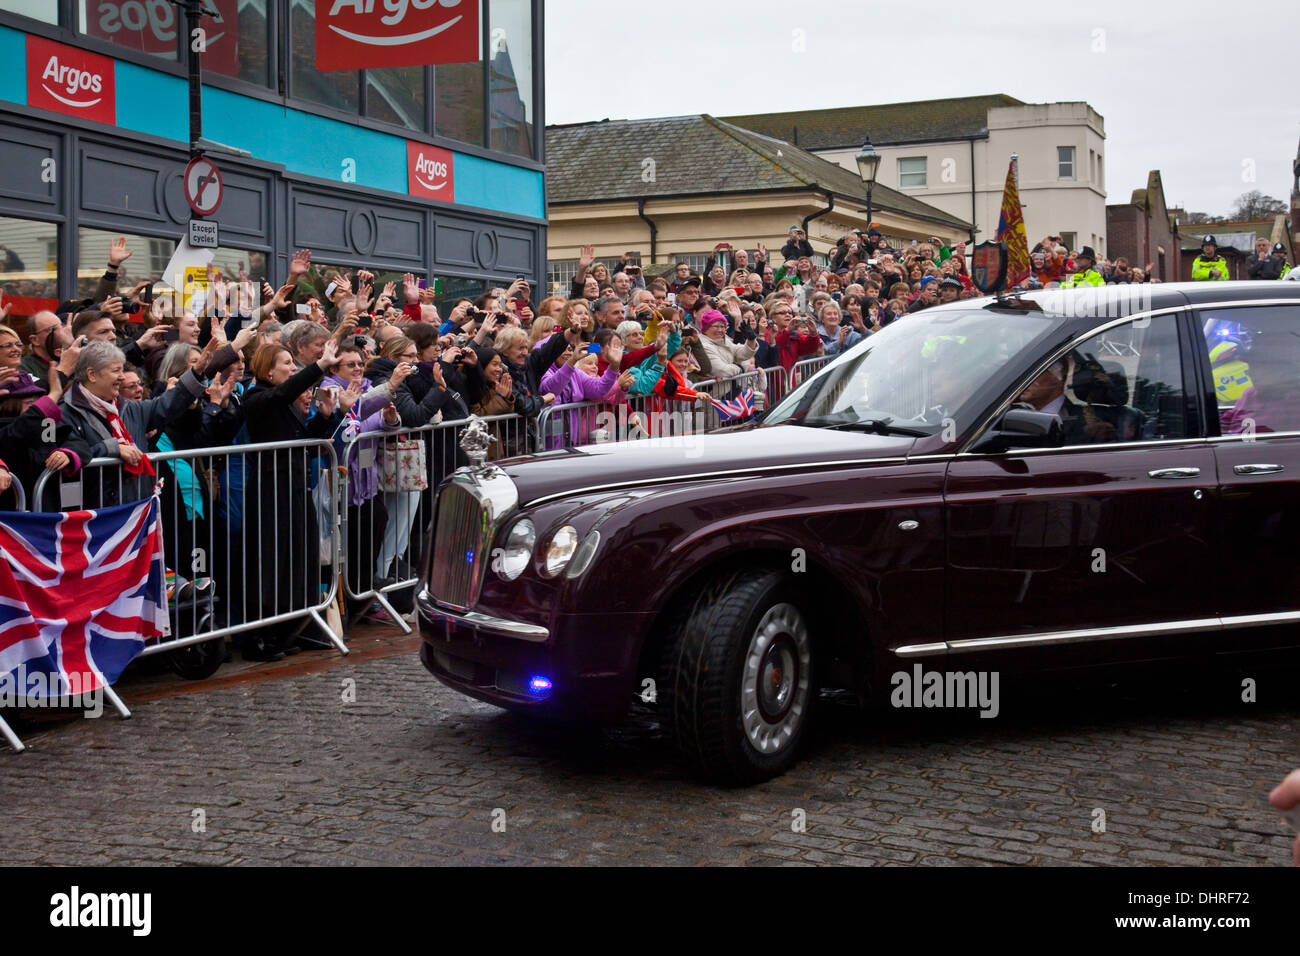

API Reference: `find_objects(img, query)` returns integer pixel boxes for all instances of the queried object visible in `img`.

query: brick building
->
[1106,170,1180,282]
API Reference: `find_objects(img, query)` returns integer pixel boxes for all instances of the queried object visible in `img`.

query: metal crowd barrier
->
[338,413,526,634]
[29,438,347,667]
[1,474,25,512]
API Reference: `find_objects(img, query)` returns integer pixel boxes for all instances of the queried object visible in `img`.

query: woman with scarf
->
[237,339,345,660]
[322,340,403,621]
[59,341,209,509]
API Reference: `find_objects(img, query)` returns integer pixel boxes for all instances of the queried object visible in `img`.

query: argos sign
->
[407,142,454,199]
[315,0,480,71]
[26,35,116,125]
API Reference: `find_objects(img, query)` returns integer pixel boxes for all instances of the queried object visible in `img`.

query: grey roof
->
[719,94,1025,150]
[545,115,970,230]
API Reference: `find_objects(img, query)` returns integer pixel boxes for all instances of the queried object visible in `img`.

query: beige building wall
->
[817,102,1107,254]
[546,190,968,278]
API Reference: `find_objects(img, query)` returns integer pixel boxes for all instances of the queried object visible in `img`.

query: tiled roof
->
[718,94,1025,150]
[545,115,970,230]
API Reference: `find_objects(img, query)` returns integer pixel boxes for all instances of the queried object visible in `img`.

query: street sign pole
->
[170,0,214,159]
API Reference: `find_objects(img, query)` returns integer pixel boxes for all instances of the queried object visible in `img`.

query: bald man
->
[20,311,71,382]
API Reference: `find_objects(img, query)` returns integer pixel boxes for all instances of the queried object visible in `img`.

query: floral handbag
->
[378,435,428,493]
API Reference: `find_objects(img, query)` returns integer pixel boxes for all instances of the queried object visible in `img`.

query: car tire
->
[660,569,814,785]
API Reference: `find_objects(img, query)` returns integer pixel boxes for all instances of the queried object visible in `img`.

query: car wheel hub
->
[741,602,811,755]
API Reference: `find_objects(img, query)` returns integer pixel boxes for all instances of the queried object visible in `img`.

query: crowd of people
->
[0,223,1292,663]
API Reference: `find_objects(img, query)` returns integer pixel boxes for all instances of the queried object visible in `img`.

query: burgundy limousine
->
[417,282,1300,783]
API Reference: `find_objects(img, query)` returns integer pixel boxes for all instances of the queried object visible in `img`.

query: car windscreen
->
[763,308,1064,433]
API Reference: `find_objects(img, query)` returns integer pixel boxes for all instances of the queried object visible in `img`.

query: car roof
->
[942,281,1300,324]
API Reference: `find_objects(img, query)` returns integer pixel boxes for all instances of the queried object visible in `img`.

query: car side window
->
[1013,314,1187,446]
[1203,305,1300,436]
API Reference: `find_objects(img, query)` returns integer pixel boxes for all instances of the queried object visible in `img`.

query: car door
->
[943,311,1219,660]
[1200,301,1300,647]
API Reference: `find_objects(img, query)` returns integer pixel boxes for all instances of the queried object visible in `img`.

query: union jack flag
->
[711,387,756,422]
[0,496,168,697]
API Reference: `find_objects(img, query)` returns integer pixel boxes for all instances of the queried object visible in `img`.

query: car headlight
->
[542,525,579,577]
[497,518,535,581]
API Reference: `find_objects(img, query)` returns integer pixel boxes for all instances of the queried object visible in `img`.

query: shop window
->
[0,216,58,321]
[488,0,534,158]
[77,0,180,62]
[367,65,427,132]
[1,1,58,25]
[290,0,359,113]
[435,60,484,147]
[202,0,272,89]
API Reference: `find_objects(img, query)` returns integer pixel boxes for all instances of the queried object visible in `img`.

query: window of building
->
[898,157,927,189]
[289,0,359,113]
[1089,149,1095,182]
[1,0,57,24]
[489,0,534,158]
[366,65,427,132]
[202,0,272,89]
[77,0,179,62]
[1097,154,1104,190]
[1060,232,1077,252]
[0,216,59,321]
[435,61,484,146]
[76,227,175,299]
[1058,146,1076,180]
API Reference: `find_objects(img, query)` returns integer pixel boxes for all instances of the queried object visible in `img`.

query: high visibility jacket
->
[1191,255,1229,281]
[1060,268,1104,288]
[1209,342,1252,403]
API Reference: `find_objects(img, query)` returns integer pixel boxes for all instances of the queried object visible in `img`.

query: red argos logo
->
[26,35,116,125]
[315,0,480,71]
[407,142,454,200]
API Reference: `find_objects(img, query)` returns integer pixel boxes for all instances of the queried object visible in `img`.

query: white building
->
[723,96,1108,256]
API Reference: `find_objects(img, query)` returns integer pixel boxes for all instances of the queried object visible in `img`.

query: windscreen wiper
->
[794,415,930,437]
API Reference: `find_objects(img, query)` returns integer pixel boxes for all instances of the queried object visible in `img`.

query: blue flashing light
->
[528,676,553,696]
[465,549,475,563]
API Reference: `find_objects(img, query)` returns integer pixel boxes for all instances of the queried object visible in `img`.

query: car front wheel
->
[660,569,814,785]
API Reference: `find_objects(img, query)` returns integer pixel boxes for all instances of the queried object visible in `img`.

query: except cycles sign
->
[25,35,116,125]
[314,0,480,71]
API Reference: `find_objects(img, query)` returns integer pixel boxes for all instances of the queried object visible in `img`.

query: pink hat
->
[699,309,728,332]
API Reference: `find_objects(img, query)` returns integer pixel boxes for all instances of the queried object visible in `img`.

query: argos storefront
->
[0,0,544,318]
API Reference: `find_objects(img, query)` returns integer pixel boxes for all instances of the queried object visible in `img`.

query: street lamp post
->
[855,137,881,232]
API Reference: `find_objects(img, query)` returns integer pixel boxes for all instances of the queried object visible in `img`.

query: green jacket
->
[628,329,681,395]
[1060,268,1104,288]
[1191,255,1229,281]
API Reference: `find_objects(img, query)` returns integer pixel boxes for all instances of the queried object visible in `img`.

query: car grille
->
[428,482,492,610]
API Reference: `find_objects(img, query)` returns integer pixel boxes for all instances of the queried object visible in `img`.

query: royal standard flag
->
[996,156,1031,289]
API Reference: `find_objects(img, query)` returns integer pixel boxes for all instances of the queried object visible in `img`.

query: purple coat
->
[324,375,400,505]
[539,362,621,449]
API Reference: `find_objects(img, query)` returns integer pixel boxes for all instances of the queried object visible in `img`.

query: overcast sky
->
[545,0,1299,218]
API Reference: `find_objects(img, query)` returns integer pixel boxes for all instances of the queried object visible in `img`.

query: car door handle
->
[1148,467,1201,479]
[1233,463,1284,476]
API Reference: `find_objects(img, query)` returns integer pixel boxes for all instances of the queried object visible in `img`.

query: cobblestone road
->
[2,636,1298,866]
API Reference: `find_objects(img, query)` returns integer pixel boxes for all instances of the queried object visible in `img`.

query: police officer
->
[937,276,963,304]
[1191,236,1229,281]
[1060,246,1104,287]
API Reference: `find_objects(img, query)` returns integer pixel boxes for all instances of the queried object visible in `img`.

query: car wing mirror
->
[972,407,1063,453]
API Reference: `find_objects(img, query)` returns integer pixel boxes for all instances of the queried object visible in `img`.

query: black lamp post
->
[855,137,881,231]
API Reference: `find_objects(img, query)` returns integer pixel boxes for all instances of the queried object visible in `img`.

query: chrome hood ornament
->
[459,415,497,470]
